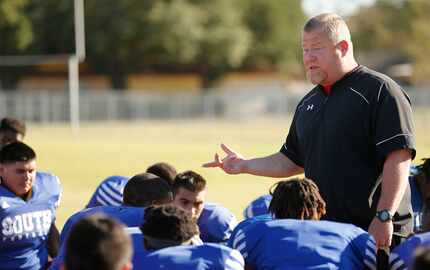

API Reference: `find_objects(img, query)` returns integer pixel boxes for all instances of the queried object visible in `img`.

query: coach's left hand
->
[368,218,393,249]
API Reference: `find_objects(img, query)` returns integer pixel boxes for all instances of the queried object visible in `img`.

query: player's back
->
[141,243,244,270]
[228,214,272,248]
[390,231,430,270]
[86,175,128,208]
[50,205,145,270]
[231,219,376,270]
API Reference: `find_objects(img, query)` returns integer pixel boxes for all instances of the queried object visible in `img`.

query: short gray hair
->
[303,13,351,43]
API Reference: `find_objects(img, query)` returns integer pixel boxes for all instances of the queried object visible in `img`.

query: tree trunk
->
[0,69,21,91]
[109,63,128,90]
[199,65,225,91]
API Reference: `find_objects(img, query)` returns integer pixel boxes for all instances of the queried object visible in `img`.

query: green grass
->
[26,111,430,230]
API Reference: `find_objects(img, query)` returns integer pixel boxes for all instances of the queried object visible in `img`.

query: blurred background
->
[1,0,429,123]
[1,0,430,227]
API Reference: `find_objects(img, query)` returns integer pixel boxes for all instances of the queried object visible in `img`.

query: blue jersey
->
[409,164,424,232]
[197,202,238,244]
[227,214,272,248]
[243,194,272,219]
[230,219,377,270]
[86,175,128,208]
[0,172,61,270]
[390,232,430,270]
[88,177,236,244]
[141,243,244,270]
[49,205,146,270]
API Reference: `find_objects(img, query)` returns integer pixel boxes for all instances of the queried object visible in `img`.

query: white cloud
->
[302,0,375,17]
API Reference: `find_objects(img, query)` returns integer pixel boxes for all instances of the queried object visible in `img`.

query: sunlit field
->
[26,109,430,230]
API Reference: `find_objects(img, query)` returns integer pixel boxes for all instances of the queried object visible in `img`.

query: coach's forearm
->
[376,149,411,214]
[242,152,303,178]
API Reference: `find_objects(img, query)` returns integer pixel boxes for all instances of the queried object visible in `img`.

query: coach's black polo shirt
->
[280,65,416,232]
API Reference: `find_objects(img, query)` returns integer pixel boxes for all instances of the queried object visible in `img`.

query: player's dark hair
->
[140,204,199,250]
[412,246,430,270]
[172,170,206,194]
[146,162,177,186]
[123,173,172,207]
[0,142,36,164]
[269,177,326,220]
[65,214,132,270]
[0,117,26,137]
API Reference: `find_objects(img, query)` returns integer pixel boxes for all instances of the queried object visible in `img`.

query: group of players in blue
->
[1,116,430,270]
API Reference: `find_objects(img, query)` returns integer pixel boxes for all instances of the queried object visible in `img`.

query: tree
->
[238,0,306,77]
[188,0,251,89]
[84,0,251,90]
[349,0,430,84]
[1,0,307,90]
[400,0,430,83]
[0,0,32,90]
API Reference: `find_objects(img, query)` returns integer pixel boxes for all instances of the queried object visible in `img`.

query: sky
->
[302,0,376,16]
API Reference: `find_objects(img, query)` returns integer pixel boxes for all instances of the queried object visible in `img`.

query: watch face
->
[377,210,391,222]
[380,211,389,221]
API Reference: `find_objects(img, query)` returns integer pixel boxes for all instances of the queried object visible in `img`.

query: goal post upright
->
[0,0,86,133]
[70,0,86,134]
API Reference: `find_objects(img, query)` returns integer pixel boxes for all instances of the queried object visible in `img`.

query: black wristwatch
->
[375,210,393,222]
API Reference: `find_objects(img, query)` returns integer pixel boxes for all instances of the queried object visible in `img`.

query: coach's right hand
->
[202,144,246,175]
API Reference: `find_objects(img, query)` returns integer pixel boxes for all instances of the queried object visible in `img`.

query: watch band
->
[376,209,392,222]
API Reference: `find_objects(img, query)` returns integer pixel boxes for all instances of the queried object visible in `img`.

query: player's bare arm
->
[47,223,60,258]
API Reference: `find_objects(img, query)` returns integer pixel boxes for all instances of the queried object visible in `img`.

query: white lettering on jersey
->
[1,210,53,241]
[1,201,10,209]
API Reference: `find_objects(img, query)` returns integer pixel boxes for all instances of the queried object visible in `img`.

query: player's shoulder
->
[390,232,430,269]
[98,175,129,189]
[36,171,61,186]
[0,184,13,199]
[200,202,237,226]
[146,243,244,269]
[395,231,430,253]
[61,206,116,237]
[35,171,62,197]
[66,207,99,224]
[198,202,238,243]
[202,202,235,218]
[235,214,272,233]
[228,214,273,248]
[307,220,369,238]
[243,194,272,218]
[199,243,245,268]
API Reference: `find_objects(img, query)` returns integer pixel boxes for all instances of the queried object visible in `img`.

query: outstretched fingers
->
[202,153,222,168]
[221,143,236,156]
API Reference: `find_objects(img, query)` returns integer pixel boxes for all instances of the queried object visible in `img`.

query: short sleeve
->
[279,110,304,167]
[372,82,415,164]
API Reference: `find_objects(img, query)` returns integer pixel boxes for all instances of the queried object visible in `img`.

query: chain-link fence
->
[0,86,428,123]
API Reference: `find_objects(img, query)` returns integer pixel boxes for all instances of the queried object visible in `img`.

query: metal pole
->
[69,0,85,132]
[74,0,86,61]
[68,56,80,134]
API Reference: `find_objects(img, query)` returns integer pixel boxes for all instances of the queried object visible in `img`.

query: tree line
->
[0,0,429,90]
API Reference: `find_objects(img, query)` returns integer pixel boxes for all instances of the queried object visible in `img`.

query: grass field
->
[26,110,430,230]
